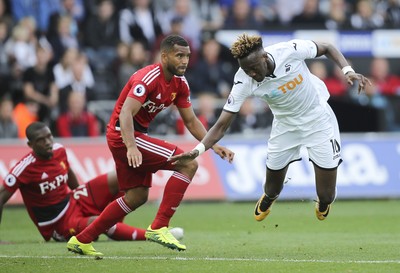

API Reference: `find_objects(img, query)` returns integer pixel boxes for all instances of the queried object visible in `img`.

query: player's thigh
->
[267,132,302,171]
[307,129,342,169]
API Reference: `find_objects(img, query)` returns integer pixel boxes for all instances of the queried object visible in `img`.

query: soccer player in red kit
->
[66,35,235,257]
[0,122,182,243]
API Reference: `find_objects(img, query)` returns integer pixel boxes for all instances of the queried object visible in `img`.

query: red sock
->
[151,172,190,229]
[106,223,146,240]
[77,197,133,243]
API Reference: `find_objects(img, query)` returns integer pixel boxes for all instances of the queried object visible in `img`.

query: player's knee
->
[180,159,198,175]
[124,189,148,209]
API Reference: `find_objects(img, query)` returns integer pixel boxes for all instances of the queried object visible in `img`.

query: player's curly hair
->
[230,33,263,59]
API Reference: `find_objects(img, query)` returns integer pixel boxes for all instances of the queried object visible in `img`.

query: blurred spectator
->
[162,0,202,50]
[229,97,272,134]
[325,0,351,30]
[0,0,13,33]
[58,53,95,113]
[111,41,129,80]
[0,18,11,98]
[349,80,400,131]
[369,57,400,96]
[153,16,198,67]
[219,0,264,22]
[0,96,18,139]
[117,41,150,92]
[53,49,94,92]
[175,92,219,136]
[83,0,119,72]
[308,60,348,98]
[47,0,84,38]
[290,0,325,28]
[222,0,262,30]
[56,91,100,137]
[187,37,234,98]
[48,15,80,63]
[271,0,305,25]
[13,99,39,138]
[10,0,59,34]
[350,0,384,29]
[119,0,164,48]
[4,23,36,71]
[53,47,79,89]
[195,0,224,32]
[383,0,400,28]
[22,45,58,123]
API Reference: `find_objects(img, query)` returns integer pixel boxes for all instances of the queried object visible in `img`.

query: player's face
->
[28,127,54,159]
[165,45,191,76]
[238,50,269,82]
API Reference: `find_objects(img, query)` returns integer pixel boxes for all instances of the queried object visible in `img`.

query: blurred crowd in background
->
[0,0,400,139]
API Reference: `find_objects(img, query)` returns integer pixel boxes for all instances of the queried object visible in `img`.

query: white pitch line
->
[0,255,399,264]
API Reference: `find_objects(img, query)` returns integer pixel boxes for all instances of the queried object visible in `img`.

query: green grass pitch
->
[0,199,399,273]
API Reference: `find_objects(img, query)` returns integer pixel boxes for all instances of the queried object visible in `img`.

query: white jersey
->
[224,39,331,126]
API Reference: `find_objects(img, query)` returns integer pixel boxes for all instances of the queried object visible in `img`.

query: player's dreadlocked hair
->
[26,122,47,141]
[161,35,189,52]
[230,33,264,59]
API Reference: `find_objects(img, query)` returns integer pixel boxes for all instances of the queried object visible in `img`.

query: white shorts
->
[266,104,342,170]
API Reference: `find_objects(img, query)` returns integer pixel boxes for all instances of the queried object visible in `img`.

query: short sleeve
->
[288,39,318,60]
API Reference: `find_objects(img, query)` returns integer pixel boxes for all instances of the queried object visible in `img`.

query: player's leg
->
[313,165,337,220]
[254,166,288,221]
[144,143,196,251]
[308,104,342,220]
[72,171,149,240]
[254,120,302,221]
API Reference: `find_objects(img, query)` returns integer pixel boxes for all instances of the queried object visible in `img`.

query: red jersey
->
[3,143,70,236]
[108,63,192,133]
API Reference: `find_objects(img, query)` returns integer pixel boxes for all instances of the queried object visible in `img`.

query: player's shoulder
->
[173,75,190,89]
[9,152,36,177]
[132,63,161,85]
[52,143,67,157]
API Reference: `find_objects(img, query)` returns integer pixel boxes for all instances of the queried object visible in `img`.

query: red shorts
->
[107,131,183,191]
[54,174,118,239]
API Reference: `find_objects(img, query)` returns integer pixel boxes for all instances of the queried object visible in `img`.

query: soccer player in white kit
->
[170,33,371,221]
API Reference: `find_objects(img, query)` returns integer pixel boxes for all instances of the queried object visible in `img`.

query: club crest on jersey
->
[133,84,146,97]
[170,92,177,101]
[4,174,16,187]
[60,161,66,170]
[227,94,234,106]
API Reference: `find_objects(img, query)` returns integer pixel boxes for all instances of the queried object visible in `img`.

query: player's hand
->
[126,146,142,168]
[345,72,372,94]
[211,144,234,163]
[168,150,199,165]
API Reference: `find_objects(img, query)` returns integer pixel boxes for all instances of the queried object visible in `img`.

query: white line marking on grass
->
[0,255,399,264]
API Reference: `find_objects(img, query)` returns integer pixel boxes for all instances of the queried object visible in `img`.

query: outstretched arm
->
[170,110,236,163]
[314,41,371,93]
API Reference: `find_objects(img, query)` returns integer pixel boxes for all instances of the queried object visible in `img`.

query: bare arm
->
[67,168,80,190]
[200,110,236,150]
[178,107,235,162]
[0,185,14,226]
[170,110,236,163]
[119,97,142,168]
[177,107,209,141]
[314,41,371,93]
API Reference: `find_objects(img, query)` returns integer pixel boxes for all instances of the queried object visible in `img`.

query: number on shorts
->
[330,139,341,154]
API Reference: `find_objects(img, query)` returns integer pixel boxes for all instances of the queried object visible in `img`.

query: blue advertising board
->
[214,134,400,201]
